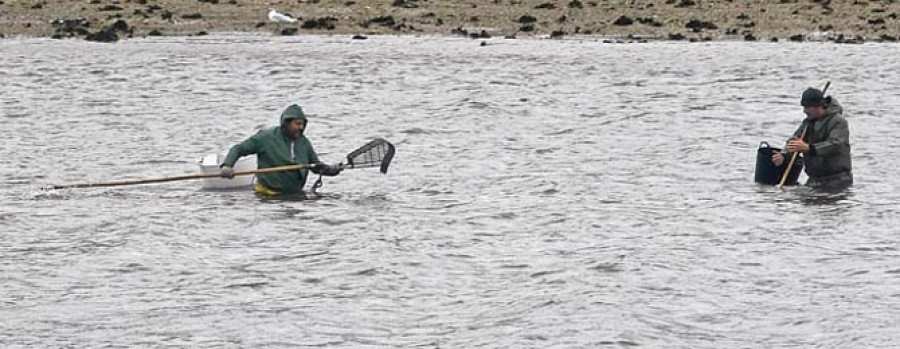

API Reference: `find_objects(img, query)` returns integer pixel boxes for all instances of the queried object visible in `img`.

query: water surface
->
[2,35,899,348]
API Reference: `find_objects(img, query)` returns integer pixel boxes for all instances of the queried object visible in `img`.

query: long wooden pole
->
[46,164,309,190]
[46,138,394,190]
[777,81,830,190]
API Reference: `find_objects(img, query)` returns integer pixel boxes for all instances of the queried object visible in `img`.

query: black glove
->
[220,166,235,179]
[311,163,342,176]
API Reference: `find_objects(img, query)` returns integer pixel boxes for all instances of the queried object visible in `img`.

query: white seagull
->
[268,8,297,23]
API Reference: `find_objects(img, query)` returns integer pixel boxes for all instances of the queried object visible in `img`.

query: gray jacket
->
[787,98,852,180]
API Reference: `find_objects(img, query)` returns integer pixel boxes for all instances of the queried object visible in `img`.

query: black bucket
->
[755,141,803,185]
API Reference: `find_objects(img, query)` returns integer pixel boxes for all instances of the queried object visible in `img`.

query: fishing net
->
[344,138,395,174]
[310,138,394,194]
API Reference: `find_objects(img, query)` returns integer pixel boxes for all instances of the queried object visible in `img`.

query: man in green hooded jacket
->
[772,87,852,191]
[219,104,342,195]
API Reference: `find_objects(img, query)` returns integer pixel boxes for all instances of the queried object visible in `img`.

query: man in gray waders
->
[772,88,853,191]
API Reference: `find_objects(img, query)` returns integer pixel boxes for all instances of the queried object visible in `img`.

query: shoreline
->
[0,31,884,46]
[1,1,898,43]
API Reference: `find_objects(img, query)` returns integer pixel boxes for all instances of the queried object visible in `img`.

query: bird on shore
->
[267,8,297,35]
[268,8,297,24]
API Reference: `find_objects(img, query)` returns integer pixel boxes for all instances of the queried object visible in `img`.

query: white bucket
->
[197,153,257,189]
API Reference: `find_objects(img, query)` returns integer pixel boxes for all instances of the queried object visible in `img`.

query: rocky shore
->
[1,0,899,43]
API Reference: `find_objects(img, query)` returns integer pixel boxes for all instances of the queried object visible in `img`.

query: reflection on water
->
[2,36,900,348]
[797,187,856,206]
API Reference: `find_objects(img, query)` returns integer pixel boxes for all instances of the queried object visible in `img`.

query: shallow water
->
[2,35,900,348]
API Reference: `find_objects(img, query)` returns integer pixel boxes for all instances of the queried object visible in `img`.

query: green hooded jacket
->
[223,104,322,194]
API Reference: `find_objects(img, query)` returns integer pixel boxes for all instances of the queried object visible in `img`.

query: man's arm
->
[774,121,807,166]
[305,140,342,176]
[222,133,263,167]
[305,138,321,166]
[809,117,849,157]
[220,133,263,178]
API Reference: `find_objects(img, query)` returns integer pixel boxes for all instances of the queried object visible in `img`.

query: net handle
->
[45,139,394,190]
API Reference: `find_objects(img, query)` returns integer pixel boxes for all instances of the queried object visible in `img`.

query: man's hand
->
[786,138,810,153]
[772,152,784,166]
[311,163,343,176]
[220,166,235,179]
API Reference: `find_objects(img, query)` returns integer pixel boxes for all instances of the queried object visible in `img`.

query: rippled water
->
[2,35,900,348]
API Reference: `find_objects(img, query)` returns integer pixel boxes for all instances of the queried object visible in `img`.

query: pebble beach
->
[2,0,899,42]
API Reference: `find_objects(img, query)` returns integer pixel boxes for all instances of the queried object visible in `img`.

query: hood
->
[280,104,308,124]
[807,97,843,122]
[279,104,308,136]
[825,97,843,117]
